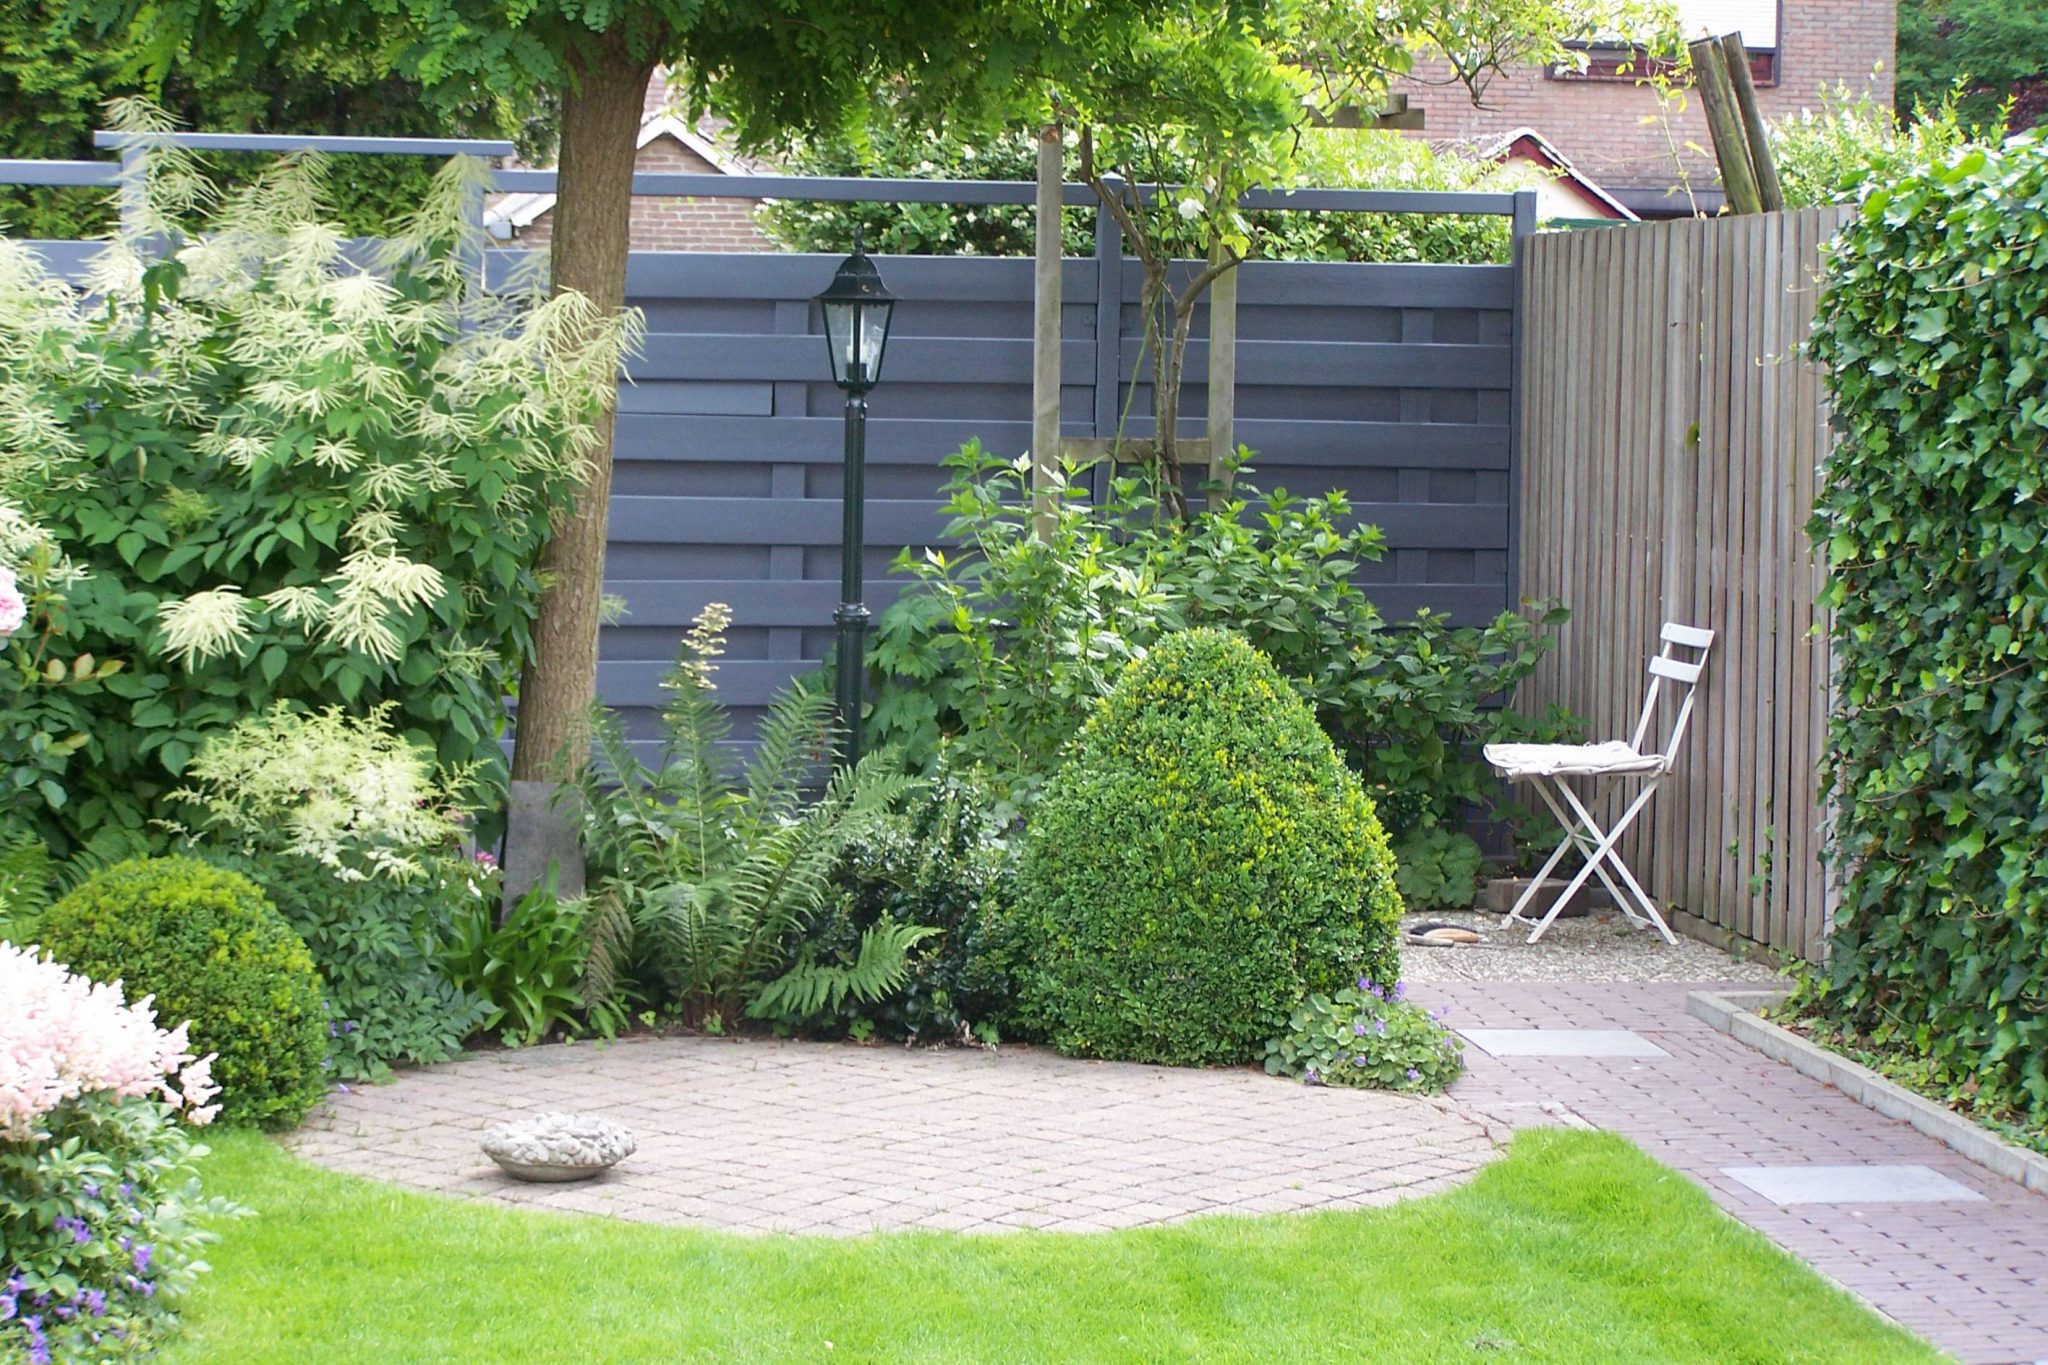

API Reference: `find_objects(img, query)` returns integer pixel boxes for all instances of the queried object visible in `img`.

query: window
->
[1552,0,1780,86]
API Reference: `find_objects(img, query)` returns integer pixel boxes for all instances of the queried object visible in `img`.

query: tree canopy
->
[0,0,519,238]
[1897,0,2048,133]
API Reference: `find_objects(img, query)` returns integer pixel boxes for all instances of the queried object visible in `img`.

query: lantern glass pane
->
[822,300,857,386]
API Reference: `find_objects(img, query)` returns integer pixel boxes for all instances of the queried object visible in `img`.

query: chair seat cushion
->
[1483,740,1665,778]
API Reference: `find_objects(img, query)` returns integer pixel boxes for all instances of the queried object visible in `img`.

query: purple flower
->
[1303,1067,1321,1084]
[1405,1068,1421,1082]
[1374,1018,1387,1038]
[0,1292,16,1320]
[1393,982,1408,1002]
[1353,1055,1367,1066]
[132,1244,153,1274]
[72,1224,91,1246]
[1352,1022,1367,1037]
[81,1182,99,1200]
[83,1290,106,1318]
[117,1183,134,1201]
[1356,976,1370,991]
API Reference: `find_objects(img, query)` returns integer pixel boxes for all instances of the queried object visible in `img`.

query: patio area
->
[289,1034,1499,1235]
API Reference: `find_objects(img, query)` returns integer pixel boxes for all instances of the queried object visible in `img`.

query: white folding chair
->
[1482,622,1715,945]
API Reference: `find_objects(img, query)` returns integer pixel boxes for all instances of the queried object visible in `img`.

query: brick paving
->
[1418,980,2048,1365]
[290,1035,1496,1236]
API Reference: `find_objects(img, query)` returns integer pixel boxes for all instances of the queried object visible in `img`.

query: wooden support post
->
[1720,33,1785,212]
[1689,37,1764,215]
[1204,240,1238,490]
[1031,124,1064,537]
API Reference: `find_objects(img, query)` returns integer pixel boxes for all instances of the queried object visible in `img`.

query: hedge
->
[1804,130,2048,1124]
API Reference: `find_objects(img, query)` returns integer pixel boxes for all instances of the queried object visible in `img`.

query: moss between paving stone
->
[158,1127,1937,1364]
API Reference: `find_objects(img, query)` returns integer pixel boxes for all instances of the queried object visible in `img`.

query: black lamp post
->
[815,229,896,769]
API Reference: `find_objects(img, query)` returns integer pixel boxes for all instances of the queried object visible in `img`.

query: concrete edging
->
[1687,988,2048,1195]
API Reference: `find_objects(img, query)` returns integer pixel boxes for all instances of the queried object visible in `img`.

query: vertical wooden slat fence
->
[1515,207,1848,960]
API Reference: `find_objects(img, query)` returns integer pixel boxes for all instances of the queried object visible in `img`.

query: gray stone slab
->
[1457,1028,1669,1058]
[1722,1164,1987,1205]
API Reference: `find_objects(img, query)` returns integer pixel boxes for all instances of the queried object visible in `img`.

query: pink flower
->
[0,566,25,637]
[0,944,220,1140]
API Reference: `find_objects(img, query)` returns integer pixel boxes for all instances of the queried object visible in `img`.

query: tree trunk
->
[510,40,658,783]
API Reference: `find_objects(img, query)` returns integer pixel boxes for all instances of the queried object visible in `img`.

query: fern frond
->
[578,883,636,1015]
[738,681,836,838]
[748,921,939,1022]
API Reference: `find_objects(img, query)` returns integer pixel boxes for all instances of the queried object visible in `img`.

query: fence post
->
[117,143,145,241]
[1205,240,1238,489]
[1506,189,1538,611]
[1031,126,1064,537]
[1090,182,1124,503]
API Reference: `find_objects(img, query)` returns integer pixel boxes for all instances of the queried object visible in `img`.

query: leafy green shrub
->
[173,704,492,1080]
[759,757,1021,1043]
[1264,979,1464,1092]
[1013,629,1401,1066]
[1797,129,2048,1126]
[0,107,627,868]
[35,857,330,1128]
[444,875,626,1047]
[1769,84,1993,208]
[761,126,1513,264]
[577,605,918,1029]
[867,443,1575,902]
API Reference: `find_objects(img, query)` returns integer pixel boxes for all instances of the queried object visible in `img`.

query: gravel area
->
[1398,906,1787,984]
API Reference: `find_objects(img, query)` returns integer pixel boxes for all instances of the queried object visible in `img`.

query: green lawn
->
[163,1127,1938,1365]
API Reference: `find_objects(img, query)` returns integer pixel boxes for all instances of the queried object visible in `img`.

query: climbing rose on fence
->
[0,942,219,1139]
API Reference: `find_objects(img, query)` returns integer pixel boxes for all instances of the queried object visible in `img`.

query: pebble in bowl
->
[482,1112,637,1183]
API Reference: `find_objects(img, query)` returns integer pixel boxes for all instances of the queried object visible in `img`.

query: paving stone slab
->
[1723,1164,1988,1206]
[1457,1028,1670,1058]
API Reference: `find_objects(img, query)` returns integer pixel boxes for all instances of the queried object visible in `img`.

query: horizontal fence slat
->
[1120,339,1511,390]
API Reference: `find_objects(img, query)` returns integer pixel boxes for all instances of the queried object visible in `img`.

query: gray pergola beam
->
[0,160,121,186]
[94,131,517,157]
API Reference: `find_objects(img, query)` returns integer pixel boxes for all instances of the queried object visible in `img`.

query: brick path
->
[291,1035,1495,1236]
[1416,980,2048,1365]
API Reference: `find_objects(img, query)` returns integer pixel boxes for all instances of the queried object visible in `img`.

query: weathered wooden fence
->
[1516,206,1850,959]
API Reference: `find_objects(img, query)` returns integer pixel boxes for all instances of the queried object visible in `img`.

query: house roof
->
[1479,127,1640,221]
[484,112,772,236]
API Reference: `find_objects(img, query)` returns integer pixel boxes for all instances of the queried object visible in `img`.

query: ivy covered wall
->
[1804,131,2048,1125]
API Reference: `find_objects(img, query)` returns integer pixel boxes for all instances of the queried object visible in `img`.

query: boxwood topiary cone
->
[1015,628,1402,1066]
[36,856,332,1129]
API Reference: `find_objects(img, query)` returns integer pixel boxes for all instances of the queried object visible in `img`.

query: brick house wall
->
[1392,0,1896,215]
[488,71,775,253]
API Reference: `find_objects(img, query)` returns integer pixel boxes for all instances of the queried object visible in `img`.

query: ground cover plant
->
[153,1127,1934,1364]
[1798,129,2048,1129]
[0,107,626,870]
[1264,978,1464,1093]
[34,858,329,1130]
[1013,630,1401,1066]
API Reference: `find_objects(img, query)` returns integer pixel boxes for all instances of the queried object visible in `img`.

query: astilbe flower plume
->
[0,943,219,1140]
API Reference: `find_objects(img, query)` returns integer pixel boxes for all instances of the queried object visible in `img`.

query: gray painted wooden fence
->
[574,243,1520,750]
[1516,207,1849,960]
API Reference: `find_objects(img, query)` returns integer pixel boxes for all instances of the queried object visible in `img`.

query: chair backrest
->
[1630,622,1715,764]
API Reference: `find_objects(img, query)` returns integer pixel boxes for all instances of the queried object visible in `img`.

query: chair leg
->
[1503,776,1579,928]
[1552,780,1679,946]
[1521,778,1609,943]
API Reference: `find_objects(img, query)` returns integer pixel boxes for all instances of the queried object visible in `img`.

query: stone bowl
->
[481,1112,636,1183]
